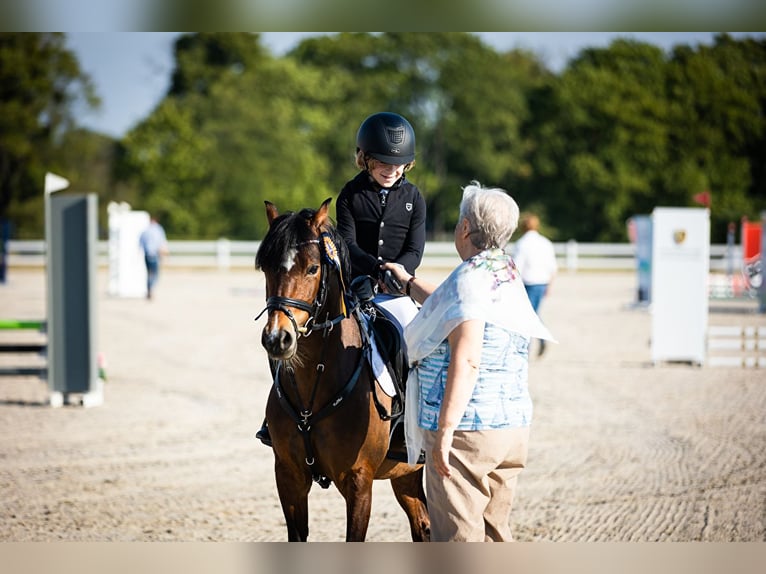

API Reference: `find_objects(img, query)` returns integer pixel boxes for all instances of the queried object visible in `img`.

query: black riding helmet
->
[356,112,416,166]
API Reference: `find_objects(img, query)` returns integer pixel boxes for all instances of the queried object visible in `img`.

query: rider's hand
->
[379,262,410,289]
[382,269,403,294]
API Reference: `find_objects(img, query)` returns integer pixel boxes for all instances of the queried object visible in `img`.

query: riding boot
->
[256,417,272,447]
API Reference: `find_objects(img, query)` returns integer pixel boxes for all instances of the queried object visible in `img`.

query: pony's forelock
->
[255,208,350,283]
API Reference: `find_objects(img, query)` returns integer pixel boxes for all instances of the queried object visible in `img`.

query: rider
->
[256,111,427,447]
[337,111,427,297]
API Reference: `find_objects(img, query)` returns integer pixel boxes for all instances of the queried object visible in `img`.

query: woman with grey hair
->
[383,181,555,541]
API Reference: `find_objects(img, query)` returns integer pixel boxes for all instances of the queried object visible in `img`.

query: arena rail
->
[707,325,766,368]
[4,239,739,273]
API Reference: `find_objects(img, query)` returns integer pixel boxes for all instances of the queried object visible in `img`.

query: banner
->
[741,220,762,290]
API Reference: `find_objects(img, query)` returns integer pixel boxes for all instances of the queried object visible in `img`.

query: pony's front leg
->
[274,457,312,541]
[338,467,375,541]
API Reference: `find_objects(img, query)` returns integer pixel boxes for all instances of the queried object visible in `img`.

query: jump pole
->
[0,319,45,330]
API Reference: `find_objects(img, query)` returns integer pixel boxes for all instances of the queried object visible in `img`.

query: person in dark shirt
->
[336,111,427,291]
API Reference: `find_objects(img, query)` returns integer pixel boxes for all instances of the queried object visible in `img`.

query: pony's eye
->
[307,264,320,275]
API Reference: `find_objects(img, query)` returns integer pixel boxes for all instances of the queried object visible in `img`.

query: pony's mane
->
[255,207,351,281]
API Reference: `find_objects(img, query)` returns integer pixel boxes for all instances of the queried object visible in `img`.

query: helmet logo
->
[386,126,405,145]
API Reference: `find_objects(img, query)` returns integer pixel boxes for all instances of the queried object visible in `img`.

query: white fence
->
[5,239,739,273]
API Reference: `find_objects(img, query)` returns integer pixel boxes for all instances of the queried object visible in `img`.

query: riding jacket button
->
[380,221,385,227]
[378,239,384,246]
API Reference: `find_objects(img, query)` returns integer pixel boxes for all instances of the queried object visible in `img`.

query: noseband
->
[255,239,346,336]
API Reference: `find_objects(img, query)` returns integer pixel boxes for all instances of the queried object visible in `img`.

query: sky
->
[64,32,764,139]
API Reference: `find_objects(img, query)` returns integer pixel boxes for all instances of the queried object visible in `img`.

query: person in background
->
[382,182,555,542]
[138,215,168,300]
[512,213,557,357]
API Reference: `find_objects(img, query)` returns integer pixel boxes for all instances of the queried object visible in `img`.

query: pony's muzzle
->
[262,325,297,359]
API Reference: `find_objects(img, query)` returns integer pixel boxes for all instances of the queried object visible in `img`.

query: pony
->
[254,197,429,542]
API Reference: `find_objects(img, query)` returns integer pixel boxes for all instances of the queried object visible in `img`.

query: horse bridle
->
[255,239,345,337]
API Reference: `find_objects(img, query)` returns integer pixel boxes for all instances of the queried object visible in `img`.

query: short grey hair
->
[458,181,520,250]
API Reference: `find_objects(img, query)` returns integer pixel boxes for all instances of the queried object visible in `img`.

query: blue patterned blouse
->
[415,324,532,431]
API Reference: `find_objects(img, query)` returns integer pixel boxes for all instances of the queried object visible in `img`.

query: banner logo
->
[673,229,686,244]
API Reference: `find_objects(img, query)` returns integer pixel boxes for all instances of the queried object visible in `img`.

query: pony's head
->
[256,198,349,360]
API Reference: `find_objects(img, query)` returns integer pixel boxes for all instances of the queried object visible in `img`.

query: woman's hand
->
[432,427,454,478]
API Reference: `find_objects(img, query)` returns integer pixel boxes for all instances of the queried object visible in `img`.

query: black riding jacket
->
[336,171,426,279]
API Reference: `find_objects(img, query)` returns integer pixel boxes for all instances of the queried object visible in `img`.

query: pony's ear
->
[311,197,333,231]
[265,201,279,226]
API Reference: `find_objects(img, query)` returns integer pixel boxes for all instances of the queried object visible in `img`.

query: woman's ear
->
[459,217,471,238]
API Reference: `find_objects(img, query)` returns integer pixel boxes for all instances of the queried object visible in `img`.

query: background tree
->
[0,33,98,237]
[435,36,551,237]
[530,40,672,241]
[290,32,550,237]
[4,33,764,244]
[118,33,344,239]
[666,34,766,239]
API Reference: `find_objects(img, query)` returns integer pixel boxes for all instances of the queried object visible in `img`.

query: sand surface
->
[1,267,764,542]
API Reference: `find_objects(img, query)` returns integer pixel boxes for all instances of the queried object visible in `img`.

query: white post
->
[107,202,149,298]
[216,238,231,270]
[650,207,710,366]
[566,239,578,272]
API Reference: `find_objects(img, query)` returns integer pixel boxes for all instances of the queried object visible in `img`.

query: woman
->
[382,181,555,541]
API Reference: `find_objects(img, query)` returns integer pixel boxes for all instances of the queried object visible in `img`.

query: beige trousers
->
[423,426,530,542]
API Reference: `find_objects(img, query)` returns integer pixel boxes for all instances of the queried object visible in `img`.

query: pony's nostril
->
[261,330,272,350]
[278,330,293,350]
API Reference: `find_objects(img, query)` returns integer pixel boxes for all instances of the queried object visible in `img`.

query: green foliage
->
[530,40,673,241]
[119,33,341,239]
[666,34,766,239]
[0,33,98,237]
[3,32,765,244]
[527,35,766,242]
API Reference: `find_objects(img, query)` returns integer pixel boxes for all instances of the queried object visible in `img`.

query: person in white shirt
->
[512,213,557,356]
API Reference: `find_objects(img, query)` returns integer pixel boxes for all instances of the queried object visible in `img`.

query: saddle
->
[370,307,408,394]
[350,275,424,465]
[350,275,408,397]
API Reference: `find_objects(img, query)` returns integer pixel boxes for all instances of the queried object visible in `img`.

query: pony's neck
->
[297,276,356,363]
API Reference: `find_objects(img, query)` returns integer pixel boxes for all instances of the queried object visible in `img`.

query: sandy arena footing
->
[1,268,764,542]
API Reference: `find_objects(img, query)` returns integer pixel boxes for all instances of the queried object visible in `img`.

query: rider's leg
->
[256,359,278,447]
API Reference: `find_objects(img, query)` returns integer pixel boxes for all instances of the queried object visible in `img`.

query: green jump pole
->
[0,319,46,330]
